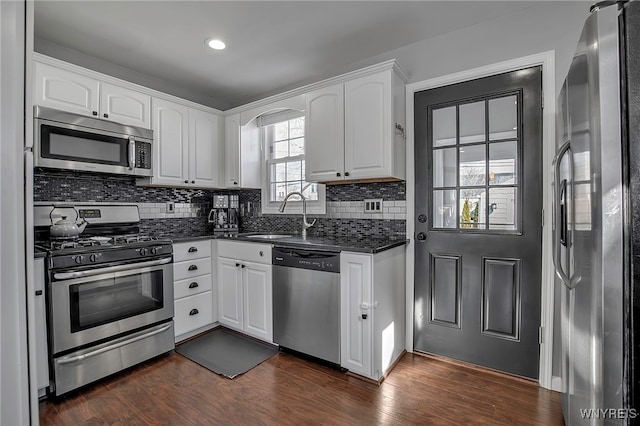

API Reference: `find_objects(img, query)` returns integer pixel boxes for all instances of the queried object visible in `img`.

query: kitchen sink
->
[245,234,293,240]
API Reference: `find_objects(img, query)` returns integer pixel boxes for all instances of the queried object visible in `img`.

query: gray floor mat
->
[175,328,278,378]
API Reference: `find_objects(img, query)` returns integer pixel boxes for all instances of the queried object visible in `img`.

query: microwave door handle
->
[128,137,135,170]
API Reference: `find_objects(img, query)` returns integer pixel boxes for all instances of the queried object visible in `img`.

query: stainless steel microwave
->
[34,106,153,176]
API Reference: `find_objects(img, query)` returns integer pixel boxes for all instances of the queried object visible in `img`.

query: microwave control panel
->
[135,141,152,169]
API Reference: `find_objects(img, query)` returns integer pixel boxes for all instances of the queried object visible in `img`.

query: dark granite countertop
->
[168,234,217,243]
[216,233,408,254]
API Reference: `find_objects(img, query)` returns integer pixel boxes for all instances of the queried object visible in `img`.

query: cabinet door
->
[189,109,222,188]
[340,252,373,377]
[34,61,99,116]
[243,262,273,342]
[100,82,151,128]
[224,114,241,188]
[344,72,393,179]
[217,257,244,331]
[305,84,345,182]
[152,98,189,186]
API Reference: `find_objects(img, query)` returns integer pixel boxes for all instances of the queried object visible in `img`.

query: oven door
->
[49,256,174,355]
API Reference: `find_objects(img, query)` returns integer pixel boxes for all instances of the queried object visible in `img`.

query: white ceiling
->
[34,1,539,110]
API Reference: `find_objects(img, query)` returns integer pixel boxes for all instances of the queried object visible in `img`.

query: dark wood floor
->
[40,349,564,425]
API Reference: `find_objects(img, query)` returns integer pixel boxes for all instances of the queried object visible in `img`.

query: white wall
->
[0,1,30,425]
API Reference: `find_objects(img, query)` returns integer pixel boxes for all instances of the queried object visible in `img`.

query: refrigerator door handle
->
[553,140,581,290]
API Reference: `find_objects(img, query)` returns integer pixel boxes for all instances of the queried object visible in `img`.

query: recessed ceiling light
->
[205,38,226,50]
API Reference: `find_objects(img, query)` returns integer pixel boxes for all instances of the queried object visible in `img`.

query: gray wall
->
[1,1,31,424]
[340,2,590,97]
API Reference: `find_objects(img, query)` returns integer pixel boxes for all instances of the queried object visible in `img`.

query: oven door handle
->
[53,257,172,280]
[56,323,173,365]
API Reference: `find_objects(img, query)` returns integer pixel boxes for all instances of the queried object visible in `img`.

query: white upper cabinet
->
[305,66,406,182]
[189,108,223,187]
[99,82,151,128]
[34,62,99,117]
[223,113,261,189]
[145,98,223,188]
[34,61,151,128]
[152,98,189,187]
[224,113,241,188]
[305,84,345,182]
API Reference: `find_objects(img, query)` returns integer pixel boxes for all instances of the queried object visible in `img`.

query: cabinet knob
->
[35,290,43,296]
[259,251,264,257]
[92,111,98,116]
[188,247,198,253]
[188,282,199,289]
[241,264,246,269]
[184,180,189,184]
[344,172,350,177]
[188,265,198,271]
[235,262,240,267]
[191,180,195,184]
[233,181,238,185]
[189,309,199,316]
[103,113,109,118]
[336,172,341,177]
[362,314,368,320]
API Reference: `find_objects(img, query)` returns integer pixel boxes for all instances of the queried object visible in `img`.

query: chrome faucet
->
[279,191,317,238]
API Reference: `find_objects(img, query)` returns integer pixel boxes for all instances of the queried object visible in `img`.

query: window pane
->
[273,163,286,182]
[274,122,289,141]
[290,118,304,138]
[272,183,288,202]
[302,182,318,201]
[273,141,288,159]
[489,187,516,230]
[459,145,486,186]
[433,106,456,147]
[489,95,517,140]
[290,138,304,156]
[286,161,302,181]
[489,141,517,185]
[459,101,485,144]
[433,189,457,229]
[460,189,486,230]
[286,182,301,199]
[433,148,456,188]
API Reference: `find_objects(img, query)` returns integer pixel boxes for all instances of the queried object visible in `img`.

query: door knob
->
[416,232,427,242]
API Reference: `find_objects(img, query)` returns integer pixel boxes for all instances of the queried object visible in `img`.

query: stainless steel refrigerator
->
[554,1,640,424]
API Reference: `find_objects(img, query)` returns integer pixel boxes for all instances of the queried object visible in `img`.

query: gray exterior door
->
[413,67,543,379]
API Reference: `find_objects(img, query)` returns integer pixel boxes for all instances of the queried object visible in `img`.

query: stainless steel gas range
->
[35,204,175,396]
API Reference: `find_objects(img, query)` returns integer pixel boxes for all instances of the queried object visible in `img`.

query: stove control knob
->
[151,247,158,255]
[89,254,98,263]
[139,248,148,256]
[74,255,84,264]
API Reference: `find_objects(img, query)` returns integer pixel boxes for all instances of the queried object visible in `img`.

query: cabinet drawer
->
[174,258,211,280]
[217,241,271,264]
[174,291,213,337]
[174,274,212,299]
[173,240,211,262]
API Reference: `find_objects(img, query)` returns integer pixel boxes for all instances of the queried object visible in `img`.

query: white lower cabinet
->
[217,241,272,342]
[340,246,406,381]
[34,257,50,395]
[173,241,216,342]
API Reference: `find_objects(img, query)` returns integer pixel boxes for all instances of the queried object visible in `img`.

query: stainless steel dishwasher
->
[272,246,340,364]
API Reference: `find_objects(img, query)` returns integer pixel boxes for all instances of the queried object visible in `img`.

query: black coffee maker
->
[207,194,239,234]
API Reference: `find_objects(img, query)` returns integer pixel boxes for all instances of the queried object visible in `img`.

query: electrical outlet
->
[364,198,383,213]
[166,202,175,214]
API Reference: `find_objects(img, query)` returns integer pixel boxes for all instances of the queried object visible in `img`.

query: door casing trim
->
[405,50,557,390]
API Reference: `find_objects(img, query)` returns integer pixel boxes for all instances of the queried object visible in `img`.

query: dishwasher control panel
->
[272,246,340,273]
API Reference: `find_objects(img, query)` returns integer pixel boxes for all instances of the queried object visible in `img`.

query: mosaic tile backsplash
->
[34,169,406,239]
